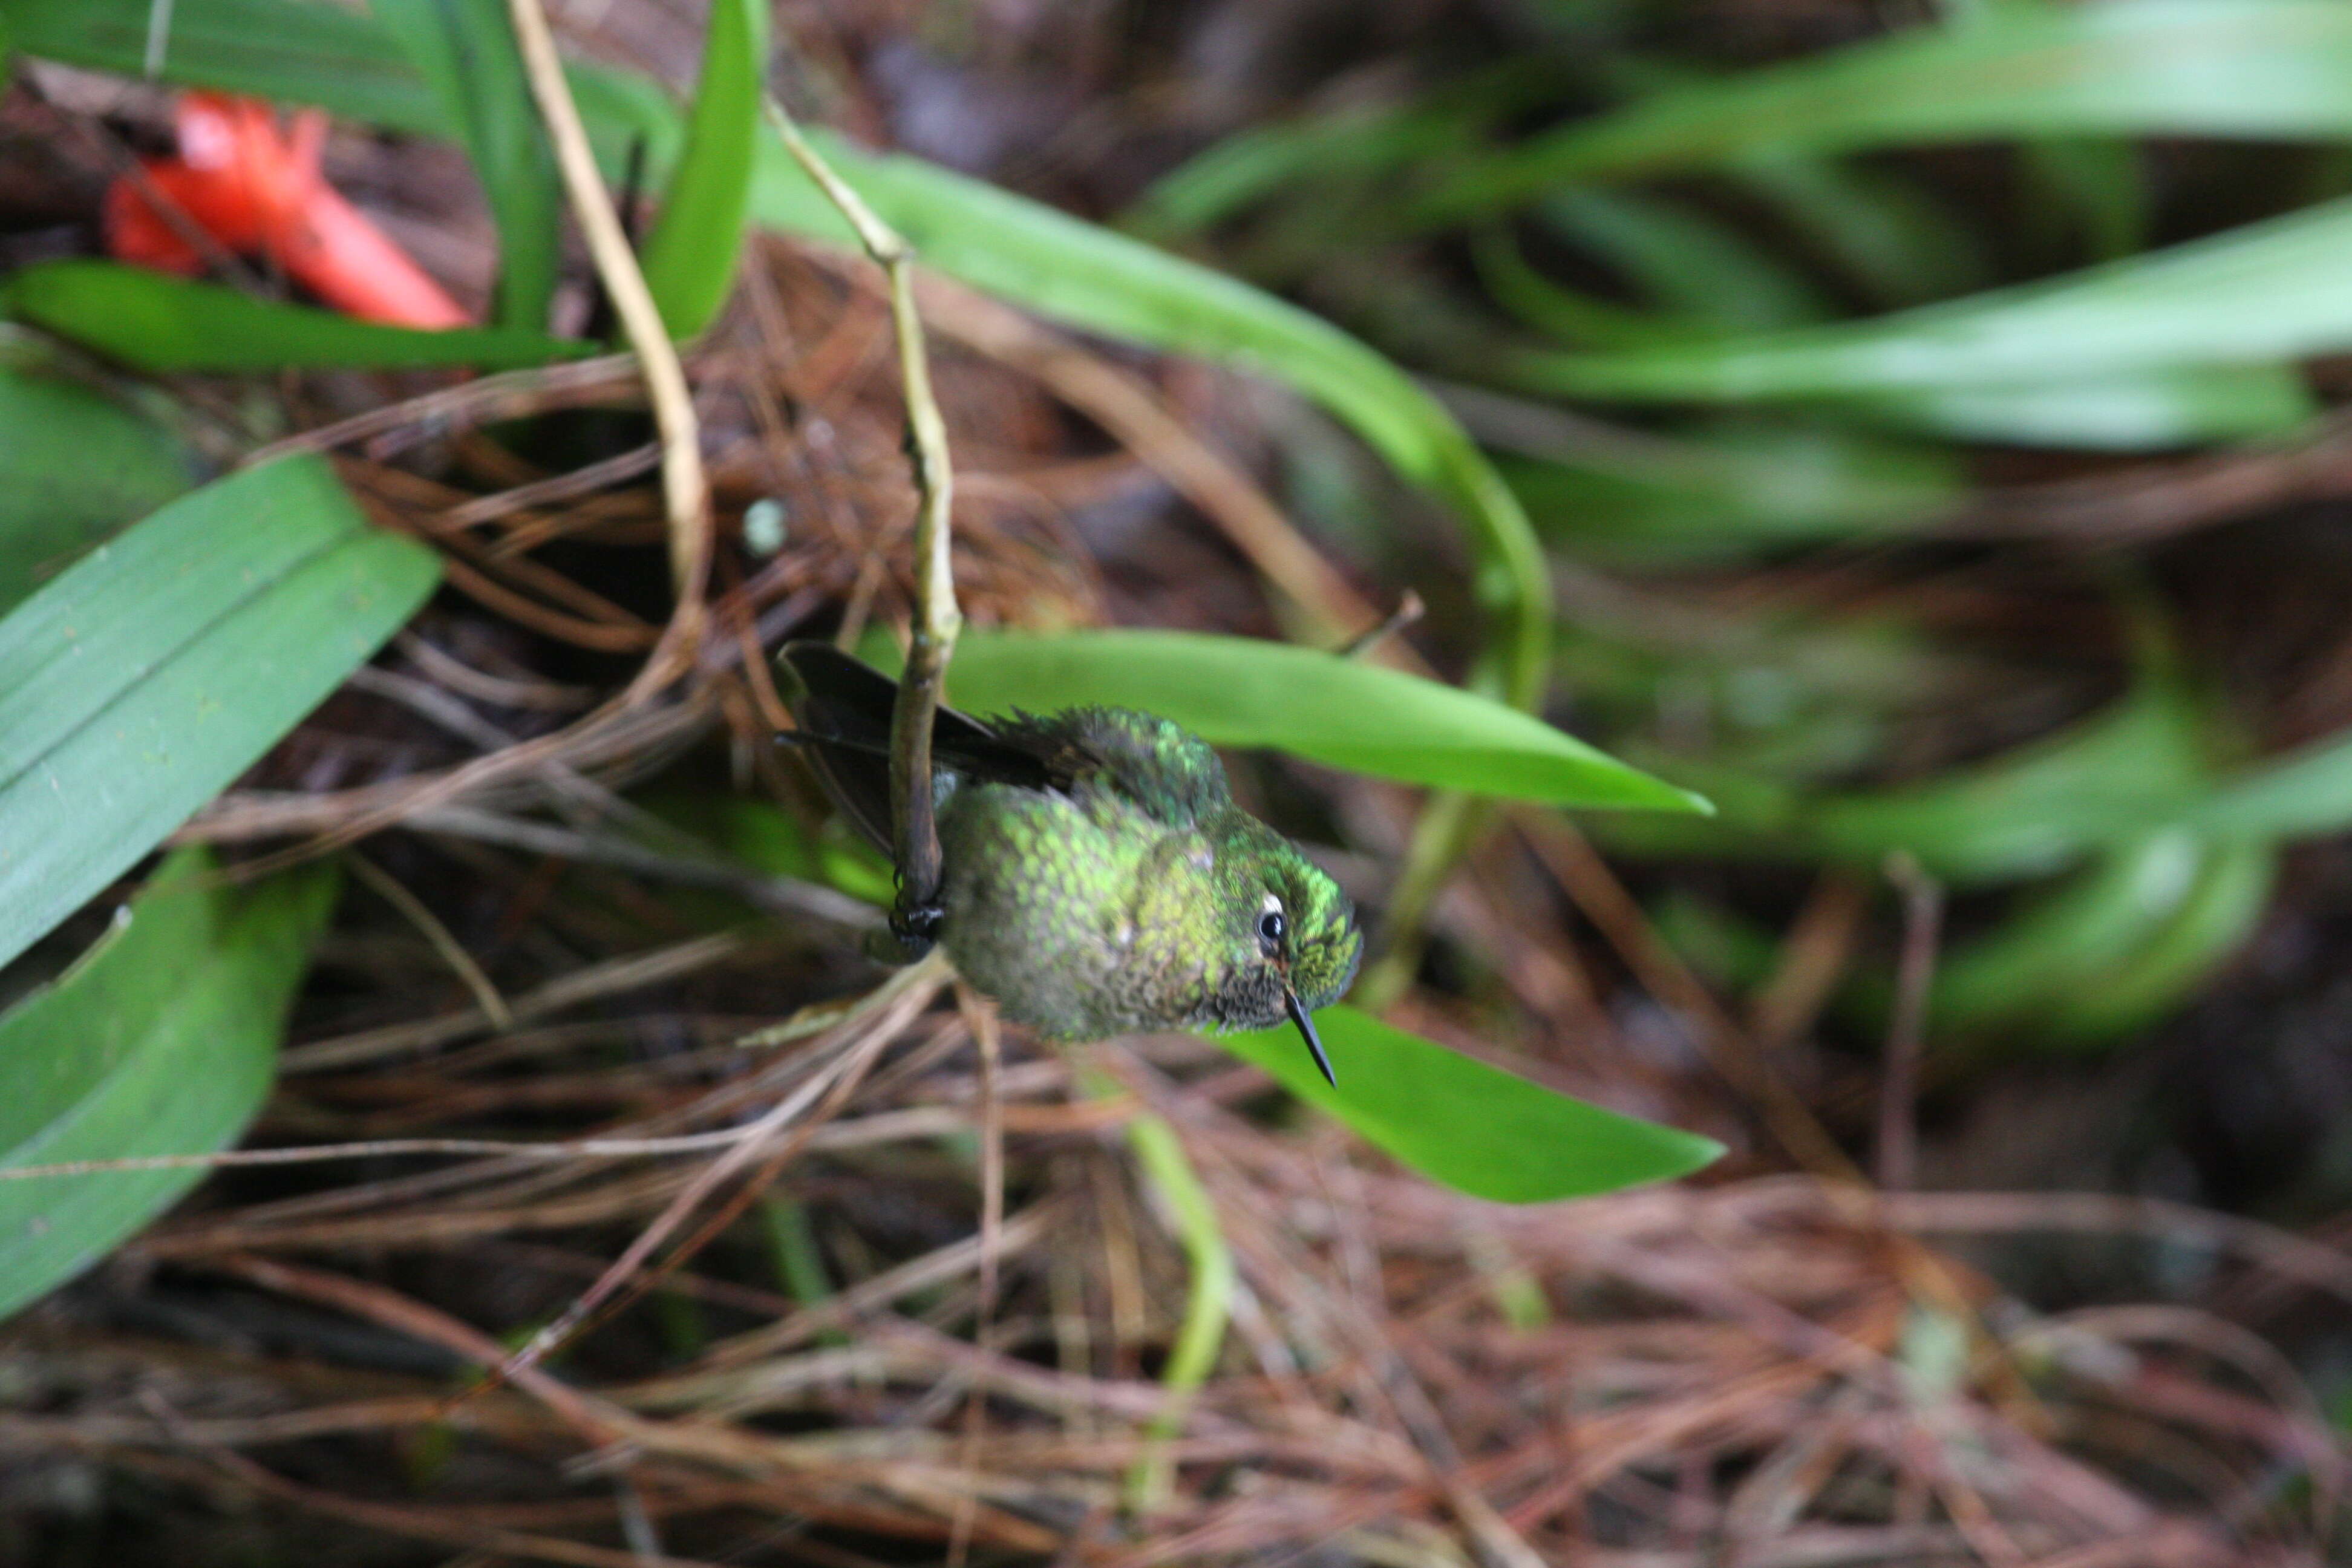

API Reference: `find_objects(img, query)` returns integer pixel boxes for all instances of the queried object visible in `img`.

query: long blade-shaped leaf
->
[5,261,592,373]
[1499,195,2352,402]
[0,454,439,971]
[1413,0,2352,224]
[638,0,766,339]
[0,847,336,1322]
[373,0,560,330]
[935,630,1708,812]
[0,366,195,613]
[1219,1005,1721,1203]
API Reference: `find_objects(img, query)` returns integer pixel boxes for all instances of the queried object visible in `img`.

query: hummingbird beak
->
[1284,988,1337,1088]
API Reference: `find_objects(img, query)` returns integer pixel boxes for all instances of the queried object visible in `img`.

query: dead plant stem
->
[506,0,709,645]
[765,101,962,930]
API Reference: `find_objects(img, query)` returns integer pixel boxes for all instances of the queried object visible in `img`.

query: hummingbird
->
[776,642,1362,1084]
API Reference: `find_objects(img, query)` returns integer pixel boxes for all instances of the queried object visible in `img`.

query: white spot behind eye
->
[1260,890,1282,915]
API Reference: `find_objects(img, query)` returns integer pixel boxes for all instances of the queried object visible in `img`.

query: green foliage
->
[0,455,438,973]
[1503,200,2352,404]
[0,366,195,613]
[1498,425,1964,561]
[4,262,595,373]
[1409,0,2352,220]
[373,0,561,330]
[939,629,1706,812]
[1220,1005,1720,1203]
[638,0,768,339]
[0,848,337,1322]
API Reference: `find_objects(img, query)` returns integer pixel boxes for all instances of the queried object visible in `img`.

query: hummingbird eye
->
[1258,909,1286,950]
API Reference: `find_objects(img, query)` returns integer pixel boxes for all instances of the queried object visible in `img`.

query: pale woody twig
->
[506,0,710,671]
[765,100,962,932]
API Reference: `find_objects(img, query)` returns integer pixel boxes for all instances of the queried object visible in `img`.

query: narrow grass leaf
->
[0,848,336,1322]
[1593,678,2213,881]
[1817,364,2316,449]
[1498,423,1962,558]
[1809,681,2212,882]
[638,0,767,339]
[373,0,560,330]
[1540,189,1836,333]
[939,630,1708,812]
[5,262,593,373]
[1412,0,2352,223]
[0,367,195,613]
[1496,194,2352,402]
[1123,56,1566,241]
[0,454,439,972]
[1219,1005,1722,1203]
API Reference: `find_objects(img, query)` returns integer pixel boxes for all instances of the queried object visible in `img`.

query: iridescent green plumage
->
[778,644,1362,1079]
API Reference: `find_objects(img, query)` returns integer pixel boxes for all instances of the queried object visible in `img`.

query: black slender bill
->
[1285,988,1337,1087]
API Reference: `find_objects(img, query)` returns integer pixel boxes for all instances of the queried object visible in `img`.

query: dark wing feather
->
[776,642,1055,855]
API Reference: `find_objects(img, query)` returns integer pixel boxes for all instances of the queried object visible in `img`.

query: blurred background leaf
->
[637,0,766,339]
[0,848,336,1323]
[3,262,595,372]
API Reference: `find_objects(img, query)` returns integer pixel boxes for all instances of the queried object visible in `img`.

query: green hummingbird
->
[776,642,1362,1083]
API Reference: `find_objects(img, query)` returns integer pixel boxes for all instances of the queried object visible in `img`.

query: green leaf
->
[1540,189,1837,333]
[1218,1005,1721,1203]
[0,366,195,614]
[1816,364,2316,449]
[1501,186,2311,448]
[0,846,337,1322]
[638,0,767,339]
[1491,192,2352,407]
[2192,726,2352,841]
[935,630,1708,812]
[1499,425,1964,560]
[373,0,560,331]
[1930,831,2213,1028]
[0,454,439,973]
[7,261,594,374]
[2043,837,2272,1041]
[1933,832,2274,1045]
[1122,57,1560,242]
[1,0,445,134]
[1593,673,2219,883]
[1728,153,1990,310]
[1806,680,2213,881]
[1411,0,2352,223]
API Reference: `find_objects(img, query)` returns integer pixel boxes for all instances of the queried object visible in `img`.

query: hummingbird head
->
[1206,817,1362,1085]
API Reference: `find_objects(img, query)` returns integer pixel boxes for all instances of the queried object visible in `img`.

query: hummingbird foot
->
[884,899,946,962]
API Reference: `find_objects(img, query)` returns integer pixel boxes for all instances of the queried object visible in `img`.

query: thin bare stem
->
[766,100,961,928]
[506,0,708,648]
[346,851,514,1030]
[1876,852,1944,1192]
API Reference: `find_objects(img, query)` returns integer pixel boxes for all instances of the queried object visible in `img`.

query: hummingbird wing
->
[777,642,1053,855]
[986,708,1230,828]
